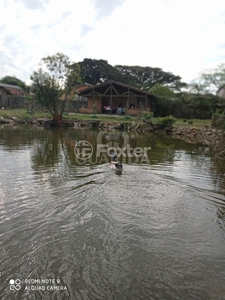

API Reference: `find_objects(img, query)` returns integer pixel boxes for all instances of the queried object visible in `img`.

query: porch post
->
[109,83,112,115]
[93,88,96,114]
[125,88,130,115]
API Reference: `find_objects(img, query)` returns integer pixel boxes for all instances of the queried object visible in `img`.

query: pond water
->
[0,126,225,300]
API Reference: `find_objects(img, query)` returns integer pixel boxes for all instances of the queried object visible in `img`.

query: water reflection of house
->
[0,83,26,108]
[75,80,157,116]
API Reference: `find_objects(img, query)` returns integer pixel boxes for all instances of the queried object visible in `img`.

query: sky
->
[1,0,225,85]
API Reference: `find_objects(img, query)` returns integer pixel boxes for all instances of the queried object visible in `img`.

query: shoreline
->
[0,115,224,151]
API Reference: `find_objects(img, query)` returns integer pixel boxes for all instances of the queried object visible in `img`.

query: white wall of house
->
[217,86,225,99]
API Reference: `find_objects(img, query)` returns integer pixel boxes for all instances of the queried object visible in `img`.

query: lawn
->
[173,118,212,128]
[0,109,212,127]
[64,112,139,123]
[0,109,51,119]
[0,109,138,123]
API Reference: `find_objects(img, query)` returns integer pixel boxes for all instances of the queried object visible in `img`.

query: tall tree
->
[78,59,186,91]
[78,58,124,85]
[31,53,81,122]
[115,65,187,91]
[0,76,27,91]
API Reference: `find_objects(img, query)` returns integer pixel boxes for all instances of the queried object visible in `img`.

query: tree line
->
[1,53,225,121]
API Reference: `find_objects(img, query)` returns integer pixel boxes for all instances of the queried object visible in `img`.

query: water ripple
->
[1,132,225,299]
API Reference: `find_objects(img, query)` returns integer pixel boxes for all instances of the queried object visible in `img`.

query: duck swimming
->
[109,153,123,173]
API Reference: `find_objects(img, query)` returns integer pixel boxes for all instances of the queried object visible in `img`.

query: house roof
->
[0,83,23,90]
[78,80,155,97]
[75,83,92,88]
[0,85,14,95]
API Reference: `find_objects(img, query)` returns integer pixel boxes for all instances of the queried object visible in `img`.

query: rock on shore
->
[167,126,223,146]
[99,121,153,132]
[0,116,47,125]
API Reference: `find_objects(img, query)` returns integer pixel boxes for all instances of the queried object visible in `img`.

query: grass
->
[173,118,212,128]
[65,113,138,123]
[0,109,213,127]
[0,109,138,123]
[0,109,51,119]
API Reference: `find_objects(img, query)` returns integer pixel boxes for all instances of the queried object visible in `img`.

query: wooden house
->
[77,80,156,116]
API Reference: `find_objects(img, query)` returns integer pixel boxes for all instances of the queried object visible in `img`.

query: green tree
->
[78,58,123,85]
[31,53,81,122]
[149,83,176,99]
[149,84,178,117]
[0,76,27,91]
[78,59,187,91]
[192,63,225,94]
[115,65,187,91]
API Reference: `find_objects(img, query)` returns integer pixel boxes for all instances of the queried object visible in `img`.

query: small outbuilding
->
[0,83,26,108]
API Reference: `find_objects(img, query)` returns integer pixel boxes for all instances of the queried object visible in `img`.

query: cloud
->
[80,24,94,36]
[0,25,6,34]
[16,0,50,10]
[218,43,225,49]
[47,20,62,29]
[219,9,225,17]
[218,55,225,60]
[46,11,72,29]
[61,11,72,20]
[30,24,42,32]
[1,0,225,84]
[0,50,21,80]
[91,0,126,19]
[3,34,25,56]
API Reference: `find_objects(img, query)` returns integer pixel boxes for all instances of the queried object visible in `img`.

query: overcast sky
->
[1,0,225,85]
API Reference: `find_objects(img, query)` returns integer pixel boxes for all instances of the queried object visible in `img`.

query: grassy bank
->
[0,109,212,127]
[0,109,51,119]
[0,109,138,123]
[173,118,211,128]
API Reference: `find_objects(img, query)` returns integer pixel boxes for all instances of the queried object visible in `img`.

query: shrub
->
[156,116,176,127]
[212,113,225,128]
[142,111,153,123]
[215,117,225,129]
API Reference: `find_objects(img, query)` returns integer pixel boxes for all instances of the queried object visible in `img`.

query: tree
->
[31,53,81,122]
[0,76,27,91]
[149,83,176,100]
[78,59,187,91]
[78,58,123,85]
[115,65,187,91]
[191,63,225,94]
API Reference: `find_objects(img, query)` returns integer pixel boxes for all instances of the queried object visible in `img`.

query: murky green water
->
[0,126,225,300]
